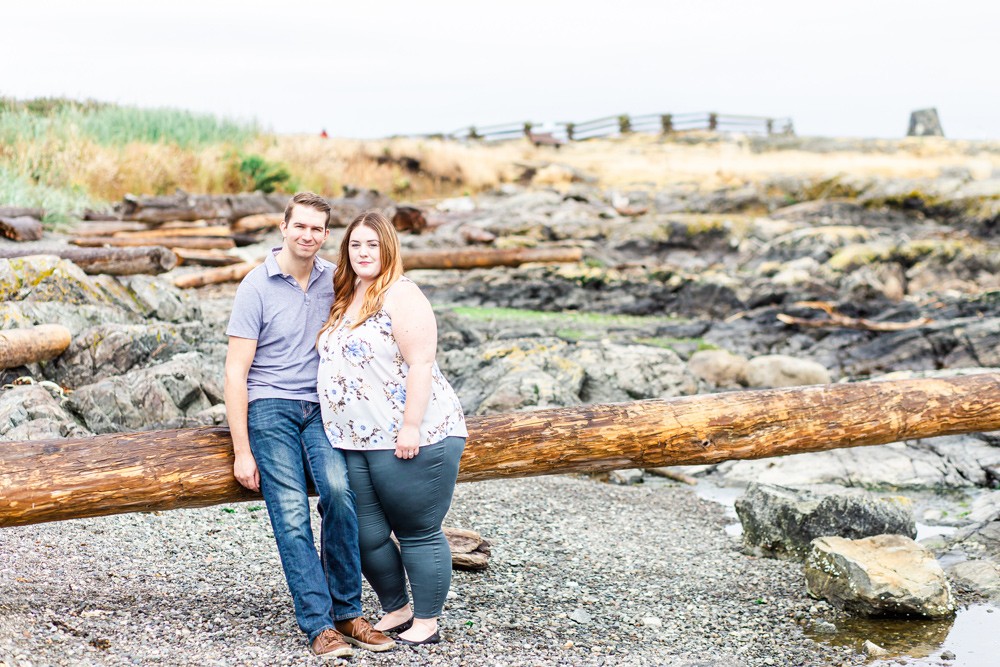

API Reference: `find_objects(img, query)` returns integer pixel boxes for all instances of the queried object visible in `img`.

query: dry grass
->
[5,110,1000,219]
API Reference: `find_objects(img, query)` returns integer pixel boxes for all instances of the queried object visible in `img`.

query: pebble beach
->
[0,475,871,667]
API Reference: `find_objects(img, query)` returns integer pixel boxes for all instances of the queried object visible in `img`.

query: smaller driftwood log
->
[0,245,177,275]
[0,324,72,369]
[0,216,44,242]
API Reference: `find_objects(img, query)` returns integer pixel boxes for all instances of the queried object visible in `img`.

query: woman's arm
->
[385,281,437,459]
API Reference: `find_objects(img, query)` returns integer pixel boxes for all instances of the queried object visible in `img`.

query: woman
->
[316,210,468,646]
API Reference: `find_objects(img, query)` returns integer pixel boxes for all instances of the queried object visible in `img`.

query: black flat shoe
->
[396,630,440,646]
[381,617,413,634]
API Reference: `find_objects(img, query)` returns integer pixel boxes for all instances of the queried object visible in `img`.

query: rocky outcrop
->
[65,352,224,434]
[734,483,916,559]
[805,535,955,618]
[439,337,699,415]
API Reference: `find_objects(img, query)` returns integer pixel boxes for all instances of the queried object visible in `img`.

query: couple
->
[224,192,468,659]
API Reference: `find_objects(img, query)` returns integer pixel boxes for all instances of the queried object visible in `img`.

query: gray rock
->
[565,340,699,404]
[740,354,831,388]
[805,534,955,618]
[439,337,698,416]
[712,434,1000,490]
[65,352,223,433]
[947,520,1000,561]
[0,384,90,441]
[687,349,748,389]
[45,323,194,388]
[947,560,1000,601]
[735,483,916,560]
[607,469,644,486]
[120,275,197,322]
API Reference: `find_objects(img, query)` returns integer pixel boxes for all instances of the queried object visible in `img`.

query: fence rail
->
[440,112,794,144]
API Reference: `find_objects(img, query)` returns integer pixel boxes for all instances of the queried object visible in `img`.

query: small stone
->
[813,620,837,634]
[568,609,592,625]
[940,650,956,661]
[863,640,889,657]
[562,641,574,649]
[641,616,662,628]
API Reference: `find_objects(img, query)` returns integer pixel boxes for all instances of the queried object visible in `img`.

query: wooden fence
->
[443,112,794,144]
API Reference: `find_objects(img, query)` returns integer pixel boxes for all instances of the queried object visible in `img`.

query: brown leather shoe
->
[335,617,396,652]
[311,628,354,659]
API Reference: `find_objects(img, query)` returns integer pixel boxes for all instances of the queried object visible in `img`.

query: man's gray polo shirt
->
[226,248,335,403]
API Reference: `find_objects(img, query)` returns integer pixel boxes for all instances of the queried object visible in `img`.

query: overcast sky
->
[5,1,997,140]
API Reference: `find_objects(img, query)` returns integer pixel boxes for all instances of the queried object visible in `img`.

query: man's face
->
[280,205,329,261]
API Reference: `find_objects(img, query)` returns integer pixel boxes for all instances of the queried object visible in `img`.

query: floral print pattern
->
[317,281,467,451]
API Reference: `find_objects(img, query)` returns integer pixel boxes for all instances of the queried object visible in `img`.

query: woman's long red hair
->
[319,210,403,337]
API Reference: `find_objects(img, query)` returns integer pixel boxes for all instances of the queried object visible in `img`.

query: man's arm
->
[225,335,260,491]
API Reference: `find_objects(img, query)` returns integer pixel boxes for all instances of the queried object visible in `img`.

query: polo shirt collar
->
[264,246,329,282]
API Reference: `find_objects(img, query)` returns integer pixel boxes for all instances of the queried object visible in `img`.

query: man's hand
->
[234,452,261,491]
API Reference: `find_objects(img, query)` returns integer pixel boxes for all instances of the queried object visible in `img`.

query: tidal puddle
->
[808,604,999,667]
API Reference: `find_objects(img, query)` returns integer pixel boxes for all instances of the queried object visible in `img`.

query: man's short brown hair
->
[284,192,332,229]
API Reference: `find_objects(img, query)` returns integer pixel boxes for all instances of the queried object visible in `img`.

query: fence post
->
[618,114,632,134]
[565,123,575,141]
[469,126,480,140]
[766,119,774,135]
[660,114,673,134]
[708,113,718,131]
[523,122,533,138]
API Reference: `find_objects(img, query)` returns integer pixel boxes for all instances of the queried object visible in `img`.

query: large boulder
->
[734,483,916,560]
[805,535,955,618]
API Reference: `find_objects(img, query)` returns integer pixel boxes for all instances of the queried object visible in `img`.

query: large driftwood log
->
[71,236,235,250]
[1,374,998,528]
[120,192,285,224]
[0,325,72,369]
[0,216,44,242]
[0,245,177,275]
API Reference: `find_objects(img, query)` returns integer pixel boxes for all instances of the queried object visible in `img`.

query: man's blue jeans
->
[247,398,362,642]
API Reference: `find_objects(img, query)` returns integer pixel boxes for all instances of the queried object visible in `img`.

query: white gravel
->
[0,475,867,666]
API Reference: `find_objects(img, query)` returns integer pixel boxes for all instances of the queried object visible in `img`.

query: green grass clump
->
[0,165,99,223]
[0,96,260,148]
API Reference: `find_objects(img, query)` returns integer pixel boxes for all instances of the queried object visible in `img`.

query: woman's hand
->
[395,424,421,459]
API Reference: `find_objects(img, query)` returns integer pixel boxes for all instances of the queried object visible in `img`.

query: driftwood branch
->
[0,325,72,369]
[777,301,932,332]
[172,261,261,288]
[397,246,583,270]
[71,236,235,251]
[1,374,997,528]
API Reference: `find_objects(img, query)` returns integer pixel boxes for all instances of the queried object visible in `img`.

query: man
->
[224,192,394,659]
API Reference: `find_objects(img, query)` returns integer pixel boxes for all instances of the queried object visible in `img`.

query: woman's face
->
[348,223,382,282]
